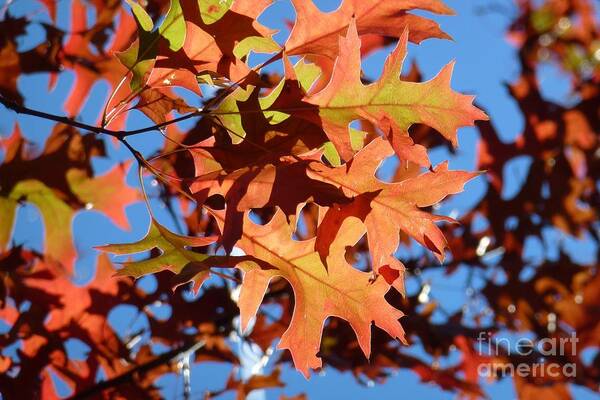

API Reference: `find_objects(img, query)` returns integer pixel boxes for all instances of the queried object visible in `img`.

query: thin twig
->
[0,95,123,137]
[68,341,204,400]
[0,94,205,138]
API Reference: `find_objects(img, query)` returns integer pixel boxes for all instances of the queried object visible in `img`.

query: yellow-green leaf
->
[198,0,234,25]
[9,180,76,266]
[159,0,186,51]
[233,36,281,59]
[125,0,154,32]
[98,218,217,278]
[0,197,17,251]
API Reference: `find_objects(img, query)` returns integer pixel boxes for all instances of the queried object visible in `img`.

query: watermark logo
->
[476,331,578,378]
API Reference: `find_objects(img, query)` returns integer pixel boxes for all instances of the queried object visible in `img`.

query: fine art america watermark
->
[476,331,578,378]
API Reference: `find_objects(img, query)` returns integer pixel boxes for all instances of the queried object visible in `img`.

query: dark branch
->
[0,95,121,137]
[0,94,204,138]
[68,341,203,400]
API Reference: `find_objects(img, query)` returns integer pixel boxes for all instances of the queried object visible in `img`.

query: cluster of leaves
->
[462,0,600,396]
[0,0,598,399]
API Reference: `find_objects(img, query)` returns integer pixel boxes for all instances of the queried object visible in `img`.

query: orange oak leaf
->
[309,137,479,292]
[190,158,347,215]
[286,0,453,58]
[0,17,60,104]
[67,161,139,231]
[133,87,196,124]
[146,0,278,95]
[62,0,136,120]
[23,255,122,332]
[379,116,431,168]
[285,0,454,87]
[298,21,487,160]
[208,209,406,377]
[9,254,134,396]
[182,0,278,63]
[0,125,137,266]
[188,151,348,251]
[148,21,226,96]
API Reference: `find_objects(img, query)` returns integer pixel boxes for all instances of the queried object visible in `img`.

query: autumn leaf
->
[98,217,218,279]
[204,209,406,377]
[6,180,76,267]
[7,0,596,396]
[187,148,349,251]
[198,55,322,146]
[198,0,234,25]
[1,161,140,268]
[137,0,279,97]
[0,254,127,395]
[132,87,196,124]
[189,0,279,59]
[0,17,59,104]
[147,21,238,96]
[189,156,348,216]
[0,198,16,251]
[309,137,479,292]
[286,0,453,58]
[297,22,487,159]
[0,126,140,267]
[67,161,139,230]
[159,0,186,52]
[62,0,136,120]
[379,116,430,168]
[116,0,159,91]
[285,0,454,87]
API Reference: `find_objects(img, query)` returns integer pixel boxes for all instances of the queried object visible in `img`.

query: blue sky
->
[2,0,599,399]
